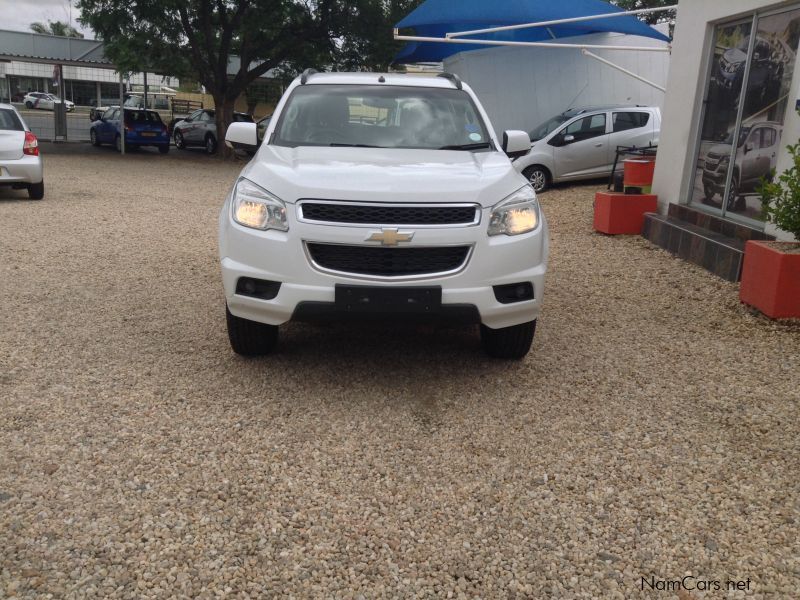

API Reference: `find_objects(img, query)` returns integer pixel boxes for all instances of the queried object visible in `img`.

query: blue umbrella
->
[395,0,671,63]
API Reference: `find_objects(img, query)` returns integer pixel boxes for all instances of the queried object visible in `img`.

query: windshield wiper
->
[438,142,492,151]
[329,143,381,148]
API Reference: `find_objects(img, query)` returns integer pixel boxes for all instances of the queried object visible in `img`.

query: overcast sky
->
[4,0,92,37]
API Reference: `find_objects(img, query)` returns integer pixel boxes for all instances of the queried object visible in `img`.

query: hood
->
[722,48,747,67]
[242,145,525,208]
[706,144,733,158]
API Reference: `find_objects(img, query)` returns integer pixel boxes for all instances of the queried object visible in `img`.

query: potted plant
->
[741,142,800,318]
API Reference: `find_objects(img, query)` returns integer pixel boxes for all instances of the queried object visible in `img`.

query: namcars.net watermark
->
[641,575,752,593]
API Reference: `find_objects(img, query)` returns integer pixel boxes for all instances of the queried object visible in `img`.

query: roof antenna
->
[566,80,589,112]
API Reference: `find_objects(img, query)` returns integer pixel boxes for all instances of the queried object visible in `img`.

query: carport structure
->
[394,0,676,91]
[0,30,129,147]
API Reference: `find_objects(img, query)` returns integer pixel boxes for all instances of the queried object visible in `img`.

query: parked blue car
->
[90,107,170,153]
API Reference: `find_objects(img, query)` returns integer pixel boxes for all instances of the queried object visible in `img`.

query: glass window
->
[612,112,649,132]
[0,108,24,131]
[273,85,490,150]
[563,114,607,141]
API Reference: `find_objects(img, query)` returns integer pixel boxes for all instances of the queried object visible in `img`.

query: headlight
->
[488,185,540,236]
[231,178,288,231]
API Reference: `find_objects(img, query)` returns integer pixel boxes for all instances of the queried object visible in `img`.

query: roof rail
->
[437,72,463,90]
[300,68,318,85]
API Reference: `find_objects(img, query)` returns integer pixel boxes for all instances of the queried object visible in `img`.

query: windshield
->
[529,113,571,142]
[722,126,751,147]
[272,84,491,150]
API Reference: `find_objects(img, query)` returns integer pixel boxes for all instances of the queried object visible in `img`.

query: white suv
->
[221,71,548,359]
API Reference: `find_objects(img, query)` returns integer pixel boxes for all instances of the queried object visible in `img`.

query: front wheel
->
[28,181,44,200]
[205,134,217,155]
[174,131,185,149]
[523,166,550,193]
[226,305,278,356]
[25,101,33,109]
[480,320,536,360]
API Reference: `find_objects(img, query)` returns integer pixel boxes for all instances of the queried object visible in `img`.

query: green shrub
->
[759,141,800,240]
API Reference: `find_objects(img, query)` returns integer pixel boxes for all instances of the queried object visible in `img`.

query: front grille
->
[299,202,478,226]
[306,243,470,277]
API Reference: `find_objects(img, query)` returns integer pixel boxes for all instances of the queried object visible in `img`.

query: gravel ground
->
[1,146,799,599]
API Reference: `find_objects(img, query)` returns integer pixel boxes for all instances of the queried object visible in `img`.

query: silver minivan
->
[513,105,661,192]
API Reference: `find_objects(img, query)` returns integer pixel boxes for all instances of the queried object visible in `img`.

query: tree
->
[30,20,84,38]
[77,0,342,157]
[610,0,675,25]
[336,0,424,72]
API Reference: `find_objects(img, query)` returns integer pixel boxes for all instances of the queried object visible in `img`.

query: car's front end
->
[220,153,547,332]
[219,73,547,358]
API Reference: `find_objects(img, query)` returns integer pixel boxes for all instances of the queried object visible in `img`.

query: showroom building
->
[651,0,800,246]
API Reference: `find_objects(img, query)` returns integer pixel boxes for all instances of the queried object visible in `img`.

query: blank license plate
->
[141,132,157,137]
[335,285,442,314]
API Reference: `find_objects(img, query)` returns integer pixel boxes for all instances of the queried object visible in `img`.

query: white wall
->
[443,27,670,135]
[651,0,799,240]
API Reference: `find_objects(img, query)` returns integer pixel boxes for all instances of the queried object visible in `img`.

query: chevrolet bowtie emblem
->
[365,228,415,246]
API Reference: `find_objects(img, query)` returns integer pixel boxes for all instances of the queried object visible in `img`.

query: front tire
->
[481,320,536,360]
[174,131,185,150]
[205,134,217,155]
[25,101,33,109]
[226,305,278,356]
[523,166,550,193]
[28,181,44,200]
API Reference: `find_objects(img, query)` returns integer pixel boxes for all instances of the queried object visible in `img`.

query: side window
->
[563,114,607,142]
[612,112,650,133]
[761,127,776,148]
[105,108,117,120]
[189,109,203,121]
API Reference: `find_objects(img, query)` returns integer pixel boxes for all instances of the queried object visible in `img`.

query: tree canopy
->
[610,0,675,25]
[30,20,84,38]
[77,0,419,155]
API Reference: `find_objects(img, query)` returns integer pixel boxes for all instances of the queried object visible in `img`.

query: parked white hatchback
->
[221,71,548,359]
[0,103,44,199]
[23,92,75,112]
[514,105,661,192]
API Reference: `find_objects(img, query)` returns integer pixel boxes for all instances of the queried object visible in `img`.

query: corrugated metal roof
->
[0,29,110,66]
[0,29,278,79]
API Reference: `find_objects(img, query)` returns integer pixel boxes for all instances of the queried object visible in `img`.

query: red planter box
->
[740,240,800,319]
[593,191,658,235]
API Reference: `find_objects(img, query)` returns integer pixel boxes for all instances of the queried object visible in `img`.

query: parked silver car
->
[173,109,253,154]
[701,122,782,211]
[0,103,44,199]
[514,105,661,192]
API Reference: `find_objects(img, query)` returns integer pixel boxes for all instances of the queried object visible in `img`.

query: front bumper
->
[220,200,549,330]
[0,154,43,186]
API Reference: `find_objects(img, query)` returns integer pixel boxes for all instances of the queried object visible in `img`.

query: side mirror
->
[502,130,531,159]
[563,134,576,144]
[226,122,258,148]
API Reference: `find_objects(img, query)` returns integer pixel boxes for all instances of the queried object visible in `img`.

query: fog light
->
[493,282,534,304]
[236,277,281,300]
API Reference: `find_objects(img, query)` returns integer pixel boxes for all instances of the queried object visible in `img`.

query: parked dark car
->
[173,109,253,154]
[89,107,170,153]
[713,36,783,109]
